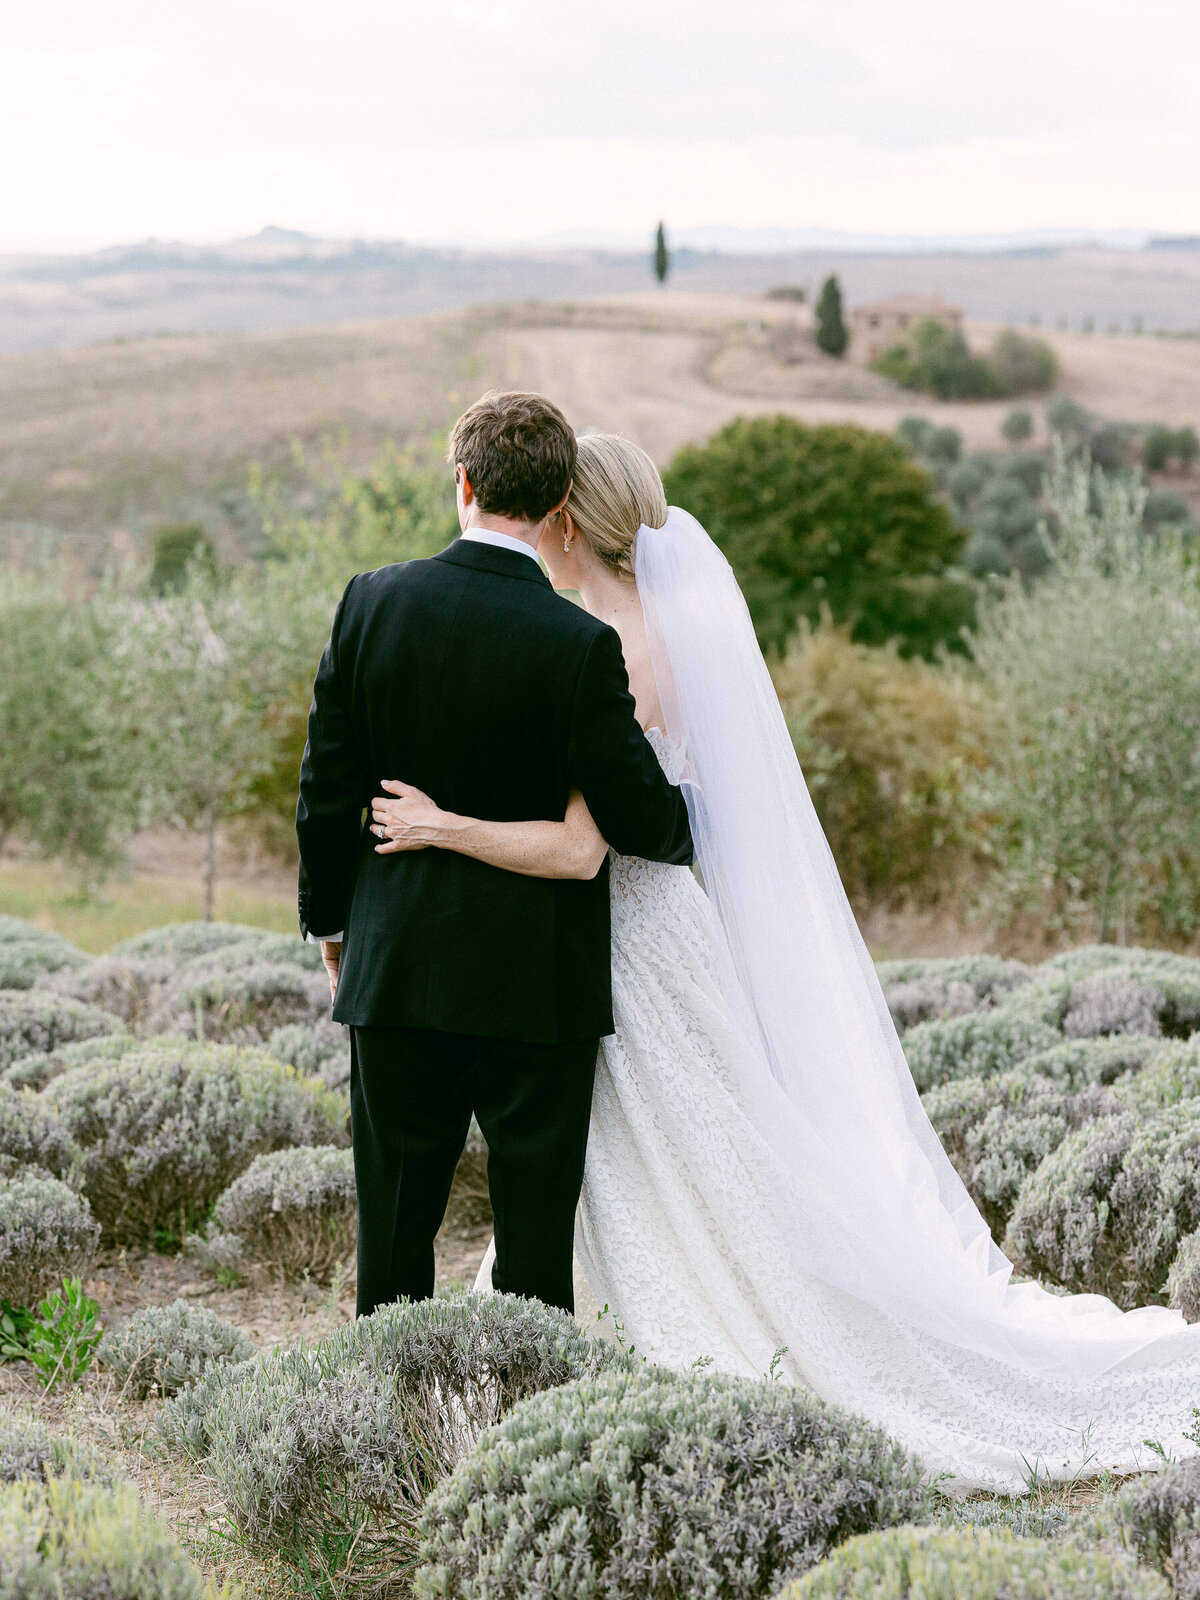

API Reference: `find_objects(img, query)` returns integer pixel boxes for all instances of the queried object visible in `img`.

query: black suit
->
[296,538,692,1314]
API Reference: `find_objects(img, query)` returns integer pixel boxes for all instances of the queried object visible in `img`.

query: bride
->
[369,432,1200,1491]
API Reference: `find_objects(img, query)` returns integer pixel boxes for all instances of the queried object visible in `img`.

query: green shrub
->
[1048,950,1200,1025]
[180,932,320,973]
[0,935,89,991]
[1002,409,1034,445]
[878,954,1032,996]
[148,521,217,595]
[776,1524,1165,1600]
[161,957,329,1043]
[1006,1105,1200,1305]
[873,320,999,400]
[663,417,966,658]
[98,1300,253,1399]
[1118,1456,1200,1594]
[267,1019,349,1090]
[989,329,1059,396]
[1019,1036,1163,1088]
[0,1473,216,1599]
[1166,1229,1200,1322]
[44,1040,345,1243]
[1142,424,1200,474]
[772,624,985,909]
[45,954,174,1030]
[961,1080,1118,1234]
[211,1145,355,1282]
[1115,1040,1200,1112]
[879,956,1032,1033]
[1061,972,1166,1038]
[939,1495,1074,1541]
[416,1364,929,1600]
[922,1073,1015,1169]
[0,915,45,943]
[0,1082,80,1182]
[107,920,268,961]
[0,1172,99,1309]
[922,1068,1118,1231]
[160,1292,625,1593]
[0,991,120,1073]
[1,1033,136,1092]
[903,1011,1059,1091]
[2,1275,104,1390]
[1143,488,1193,531]
[0,1410,108,1484]
[971,453,1200,943]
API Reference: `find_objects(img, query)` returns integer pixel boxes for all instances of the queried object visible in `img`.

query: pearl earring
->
[563,536,571,554]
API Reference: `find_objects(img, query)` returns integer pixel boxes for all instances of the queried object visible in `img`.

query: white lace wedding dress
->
[475,507,1200,1493]
[581,733,1200,1491]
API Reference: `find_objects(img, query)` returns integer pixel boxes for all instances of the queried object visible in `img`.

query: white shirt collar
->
[459,528,541,563]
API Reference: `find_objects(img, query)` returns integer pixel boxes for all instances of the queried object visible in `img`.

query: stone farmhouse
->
[848,294,963,363]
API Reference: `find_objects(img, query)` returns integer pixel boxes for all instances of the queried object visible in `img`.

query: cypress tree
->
[654,222,669,284]
[815,274,848,357]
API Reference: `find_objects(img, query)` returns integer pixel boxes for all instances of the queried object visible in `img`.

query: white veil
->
[635,506,1190,1384]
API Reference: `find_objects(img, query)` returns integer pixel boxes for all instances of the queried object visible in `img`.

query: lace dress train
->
[480,731,1200,1491]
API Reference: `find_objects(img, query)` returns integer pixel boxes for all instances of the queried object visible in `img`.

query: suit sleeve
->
[567,623,693,866]
[296,579,371,940]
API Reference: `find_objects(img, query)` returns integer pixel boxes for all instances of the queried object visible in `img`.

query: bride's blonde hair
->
[567,434,667,580]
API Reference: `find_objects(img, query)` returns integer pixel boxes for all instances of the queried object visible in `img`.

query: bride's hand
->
[371,780,446,853]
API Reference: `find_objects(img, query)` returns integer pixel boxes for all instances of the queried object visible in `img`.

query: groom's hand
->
[320,940,341,1002]
[371,780,444,853]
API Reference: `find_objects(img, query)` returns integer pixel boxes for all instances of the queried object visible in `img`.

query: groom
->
[297,391,693,1318]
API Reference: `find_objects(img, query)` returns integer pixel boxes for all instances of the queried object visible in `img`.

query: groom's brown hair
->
[448,391,576,523]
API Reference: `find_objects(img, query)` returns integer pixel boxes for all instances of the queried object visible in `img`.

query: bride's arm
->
[370,782,609,881]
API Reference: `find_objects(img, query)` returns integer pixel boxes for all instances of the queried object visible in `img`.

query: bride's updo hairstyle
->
[567,434,667,581]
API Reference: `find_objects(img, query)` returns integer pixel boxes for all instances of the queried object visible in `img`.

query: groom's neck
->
[461,507,542,552]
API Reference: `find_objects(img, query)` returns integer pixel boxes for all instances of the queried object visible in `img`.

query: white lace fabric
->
[563,730,1200,1493]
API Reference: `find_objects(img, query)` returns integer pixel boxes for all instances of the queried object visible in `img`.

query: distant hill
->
[3,228,1200,355]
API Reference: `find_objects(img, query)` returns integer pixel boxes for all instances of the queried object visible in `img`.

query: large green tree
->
[662,416,971,657]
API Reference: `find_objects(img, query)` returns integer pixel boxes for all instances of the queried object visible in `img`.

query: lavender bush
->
[210,1145,356,1282]
[159,958,329,1043]
[778,1525,1166,1600]
[0,1171,100,1308]
[44,1040,345,1243]
[903,1010,1059,1091]
[416,1365,930,1600]
[0,992,120,1074]
[0,1474,213,1599]
[1,1033,136,1092]
[98,1300,253,1399]
[41,955,175,1031]
[0,1082,80,1183]
[160,1292,626,1595]
[0,934,90,992]
[1006,1104,1200,1306]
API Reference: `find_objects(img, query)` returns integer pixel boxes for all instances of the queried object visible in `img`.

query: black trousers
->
[349,1024,599,1318]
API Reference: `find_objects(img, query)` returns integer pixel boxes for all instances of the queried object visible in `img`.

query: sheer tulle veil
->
[634,506,1195,1384]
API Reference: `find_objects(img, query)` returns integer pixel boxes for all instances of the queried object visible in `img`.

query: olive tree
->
[971,449,1200,942]
[129,566,330,918]
[0,580,150,878]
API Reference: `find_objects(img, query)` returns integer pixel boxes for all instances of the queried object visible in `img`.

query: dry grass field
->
[4,289,1200,548]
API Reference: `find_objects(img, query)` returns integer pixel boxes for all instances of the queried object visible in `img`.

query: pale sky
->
[4,0,1199,252]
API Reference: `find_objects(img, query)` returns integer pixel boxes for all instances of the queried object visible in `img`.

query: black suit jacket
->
[296,539,693,1043]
